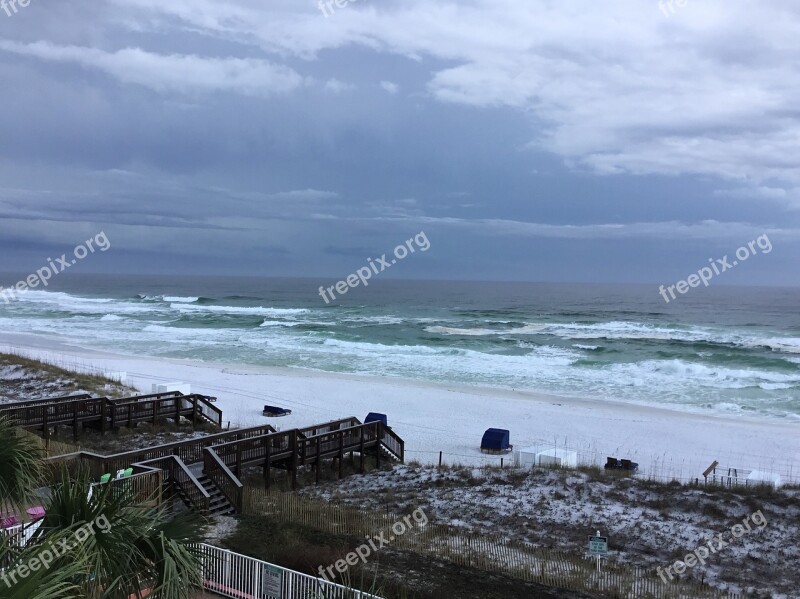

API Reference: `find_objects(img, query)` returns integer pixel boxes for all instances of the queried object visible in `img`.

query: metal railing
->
[195,543,384,599]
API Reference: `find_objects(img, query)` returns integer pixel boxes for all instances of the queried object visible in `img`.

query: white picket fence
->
[195,543,384,599]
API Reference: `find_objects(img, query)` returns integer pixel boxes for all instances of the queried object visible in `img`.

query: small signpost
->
[261,564,283,598]
[588,530,608,573]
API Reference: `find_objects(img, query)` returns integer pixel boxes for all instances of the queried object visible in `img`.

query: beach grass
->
[0,351,137,399]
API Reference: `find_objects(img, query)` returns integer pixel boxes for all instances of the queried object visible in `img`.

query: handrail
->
[116,393,221,429]
[44,418,404,516]
[0,393,93,410]
[166,455,211,515]
[1,397,105,422]
[132,455,210,514]
[88,468,164,506]
[203,447,243,512]
[109,393,222,427]
[193,394,223,427]
[297,417,361,438]
[70,424,275,466]
[194,543,385,599]
[1,392,223,431]
[380,423,405,463]
[108,390,183,403]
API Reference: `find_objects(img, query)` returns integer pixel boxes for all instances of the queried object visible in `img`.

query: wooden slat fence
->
[244,489,744,599]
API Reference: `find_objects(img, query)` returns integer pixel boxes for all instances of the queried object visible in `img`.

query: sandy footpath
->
[1,332,798,483]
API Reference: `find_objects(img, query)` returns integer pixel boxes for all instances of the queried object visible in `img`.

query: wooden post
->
[359,426,365,474]
[375,423,382,469]
[315,436,321,484]
[73,402,80,441]
[290,430,298,491]
[236,444,242,476]
[100,399,107,433]
[152,400,158,425]
[702,460,718,486]
[338,433,344,480]
[439,451,443,467]
[174,397,181,426]
[128,404,133,428]
[192,396,198,426]
[42,409,49,441]
[264,439,272,490]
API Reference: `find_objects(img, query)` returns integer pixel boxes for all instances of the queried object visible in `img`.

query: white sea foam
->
[259,320,303,328]
[425,323,546,336]
[2,288,799,419]
[14,290,155,315]
[749,338,800,353]
[173,304,309,317]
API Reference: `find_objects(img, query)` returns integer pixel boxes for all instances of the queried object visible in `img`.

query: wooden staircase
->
[194,475,236,516]
[45,415,405,517]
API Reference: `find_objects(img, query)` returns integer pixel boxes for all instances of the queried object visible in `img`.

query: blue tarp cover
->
[365,412,388,426]
[481,428,510,450]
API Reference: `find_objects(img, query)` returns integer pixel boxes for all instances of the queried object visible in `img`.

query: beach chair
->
[122,468,133,478]
[604,457,619,469]
[99,473,111,484]
[1,515,19,529]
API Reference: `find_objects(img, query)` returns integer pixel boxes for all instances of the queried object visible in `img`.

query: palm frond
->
[0,418,44,510]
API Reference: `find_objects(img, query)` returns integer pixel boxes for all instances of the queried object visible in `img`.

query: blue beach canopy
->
[365,412,388,426]
[481,428,510,450]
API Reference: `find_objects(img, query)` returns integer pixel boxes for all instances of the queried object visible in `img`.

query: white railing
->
[195,543,384,599]
[1,519,42,549]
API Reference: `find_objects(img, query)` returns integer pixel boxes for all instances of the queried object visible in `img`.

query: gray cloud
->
[0,0,798,284]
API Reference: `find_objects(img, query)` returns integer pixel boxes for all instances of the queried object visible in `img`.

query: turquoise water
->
[1,274,799,420]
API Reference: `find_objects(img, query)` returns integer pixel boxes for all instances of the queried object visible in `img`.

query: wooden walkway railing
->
[210,419,404,490]
[204,448,244,512]
[0,391,222,439]
[88,468,164,508]
[44,418,405,516]
[0,392,92,410]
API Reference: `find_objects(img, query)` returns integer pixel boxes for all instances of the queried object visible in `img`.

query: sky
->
[1,0,799,285]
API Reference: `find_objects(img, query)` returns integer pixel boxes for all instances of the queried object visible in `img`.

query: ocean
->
[1,274,799,420]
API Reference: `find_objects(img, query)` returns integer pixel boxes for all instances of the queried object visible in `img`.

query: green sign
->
[588,535,608,555]
[261,564,283,598]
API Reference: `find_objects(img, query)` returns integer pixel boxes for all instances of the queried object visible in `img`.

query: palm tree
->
[0,417,83,599]
[0,418,206,599]
[0,418,43,514]
[0,526,87,599]
[39,471,205,599]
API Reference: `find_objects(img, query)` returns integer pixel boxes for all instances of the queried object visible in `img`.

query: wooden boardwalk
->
[0,391,222,439]
[47,415,404,517]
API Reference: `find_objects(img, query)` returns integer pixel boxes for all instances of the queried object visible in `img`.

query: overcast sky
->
[1,0,799,285]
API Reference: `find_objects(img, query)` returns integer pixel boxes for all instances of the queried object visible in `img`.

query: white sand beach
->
[2,332,798,484]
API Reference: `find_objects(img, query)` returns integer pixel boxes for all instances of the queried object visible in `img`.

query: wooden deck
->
[0,391,222,439]
[46,416,404,517]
